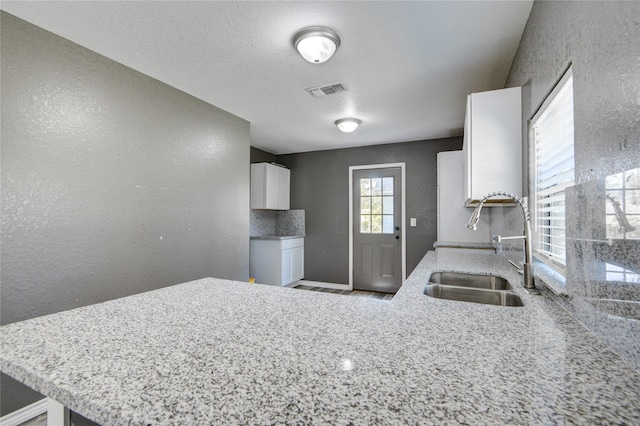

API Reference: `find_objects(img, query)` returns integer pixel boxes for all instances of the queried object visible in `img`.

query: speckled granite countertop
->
[250,235,305,240]
[2,251,639,424]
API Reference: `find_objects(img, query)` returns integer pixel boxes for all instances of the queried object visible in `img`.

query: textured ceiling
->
[1,1,533,155]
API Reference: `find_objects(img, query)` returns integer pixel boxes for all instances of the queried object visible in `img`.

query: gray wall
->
[277,138,462,284]
[1,12,250,415]
[250,146,277,164]
[504,1,640,370]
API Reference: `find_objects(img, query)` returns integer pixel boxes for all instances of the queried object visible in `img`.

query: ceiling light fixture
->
[293,27,341,64]
[335,118,361,133]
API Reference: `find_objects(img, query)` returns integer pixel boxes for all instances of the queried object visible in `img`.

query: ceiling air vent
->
[306,82,348,98]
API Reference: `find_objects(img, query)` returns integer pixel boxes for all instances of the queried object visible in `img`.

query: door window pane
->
[383,177,394,195]
[371,196,382,214]
[359,176,395,234]
[371,215,382,233]
[360,178,371,196]
[371,178,382,195]
[383,215,394,233]
[383,196,393,214]
[360,215,371,233]
[360,197,371,214]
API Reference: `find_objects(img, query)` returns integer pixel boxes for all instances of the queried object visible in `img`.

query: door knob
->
[395,235,400,240]
[395,226,400,231]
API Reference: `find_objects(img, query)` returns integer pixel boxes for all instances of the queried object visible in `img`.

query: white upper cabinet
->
[251,162,290,210]
[463,87,522,206]
[437,151,491,243]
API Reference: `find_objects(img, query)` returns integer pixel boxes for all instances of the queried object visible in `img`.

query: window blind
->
[531,68,575,270]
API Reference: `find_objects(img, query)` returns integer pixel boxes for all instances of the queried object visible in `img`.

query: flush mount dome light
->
[335,118,361,133]
[293,27,341,64]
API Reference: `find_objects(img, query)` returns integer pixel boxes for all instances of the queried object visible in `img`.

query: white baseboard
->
[0,398,47,426]
[295,280,352,290]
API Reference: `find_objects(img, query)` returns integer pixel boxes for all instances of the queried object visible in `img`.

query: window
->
[606,263,640,284]
[605,167,640,240]
[531,67,574,271]
[359,177,394,234]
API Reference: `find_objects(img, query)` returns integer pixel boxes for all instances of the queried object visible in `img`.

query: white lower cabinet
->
[250,238,304,286]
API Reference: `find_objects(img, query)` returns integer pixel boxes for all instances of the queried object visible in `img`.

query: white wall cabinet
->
[250,238,304,286]
[437,151,491,243]
[463,87,522,206]
[251,163,290,210]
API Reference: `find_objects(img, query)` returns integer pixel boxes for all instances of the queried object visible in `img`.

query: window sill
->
[534,260,568,297]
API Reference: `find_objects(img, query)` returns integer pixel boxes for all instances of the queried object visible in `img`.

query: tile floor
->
[293,285,394,301]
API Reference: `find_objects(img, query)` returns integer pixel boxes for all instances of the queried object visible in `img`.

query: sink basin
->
[429,272,512,290]
[424,284,524,307]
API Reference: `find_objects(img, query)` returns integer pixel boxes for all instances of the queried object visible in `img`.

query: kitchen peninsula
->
[1,251,639,424]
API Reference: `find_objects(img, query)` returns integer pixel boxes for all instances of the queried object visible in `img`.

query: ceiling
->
[1,1,533,155]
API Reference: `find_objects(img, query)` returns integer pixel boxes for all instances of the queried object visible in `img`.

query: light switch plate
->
[410,218,417,227]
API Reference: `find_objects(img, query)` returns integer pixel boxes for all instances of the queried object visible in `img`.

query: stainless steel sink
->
[429,272,512,290]
[424,284,524,307]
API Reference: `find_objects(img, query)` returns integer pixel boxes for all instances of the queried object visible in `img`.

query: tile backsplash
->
[250,209,305,237]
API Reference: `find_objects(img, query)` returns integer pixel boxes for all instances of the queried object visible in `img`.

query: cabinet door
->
[463,87,522,204]
[463,96,472,202]
[280,239,303,285]
[264,164,280,209]
[250,163,267,209]
[438,151,491,242]
[291,246,304,281]
[281,248,294,285]
[250,163,290,210]
[276,167,290,210]
[250,239,282,286]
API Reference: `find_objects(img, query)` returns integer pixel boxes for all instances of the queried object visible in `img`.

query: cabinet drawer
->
[281,238,304,250]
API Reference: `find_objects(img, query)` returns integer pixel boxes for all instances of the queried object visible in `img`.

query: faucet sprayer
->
[466,203,484,231]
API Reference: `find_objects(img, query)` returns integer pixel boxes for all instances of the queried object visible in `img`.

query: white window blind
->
[531,68,574,270]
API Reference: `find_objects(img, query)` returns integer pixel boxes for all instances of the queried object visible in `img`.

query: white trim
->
[349,163,407,290]
[47,398,69,426]
[0,398,47,426]
[531,66,573,124]
[294,280,350,290]
[530,65,574,273]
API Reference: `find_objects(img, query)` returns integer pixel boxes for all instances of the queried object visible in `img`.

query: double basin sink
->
[424,272,524,307]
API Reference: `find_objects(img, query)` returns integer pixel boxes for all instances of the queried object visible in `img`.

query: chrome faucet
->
[466,191,538,293]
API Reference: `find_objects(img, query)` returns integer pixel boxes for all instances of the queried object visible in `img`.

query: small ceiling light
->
[293,27,341,64]
[335,118,361,133]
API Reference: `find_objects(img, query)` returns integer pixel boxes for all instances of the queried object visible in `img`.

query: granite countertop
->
[1,251,639,424]
[250,235,305,240]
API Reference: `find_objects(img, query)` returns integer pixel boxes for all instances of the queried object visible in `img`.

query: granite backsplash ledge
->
[476,168,640,373]
[562,168,640,373]
[250,209,305,237]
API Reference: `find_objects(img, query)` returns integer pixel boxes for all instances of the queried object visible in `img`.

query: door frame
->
[349,163,406,289]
